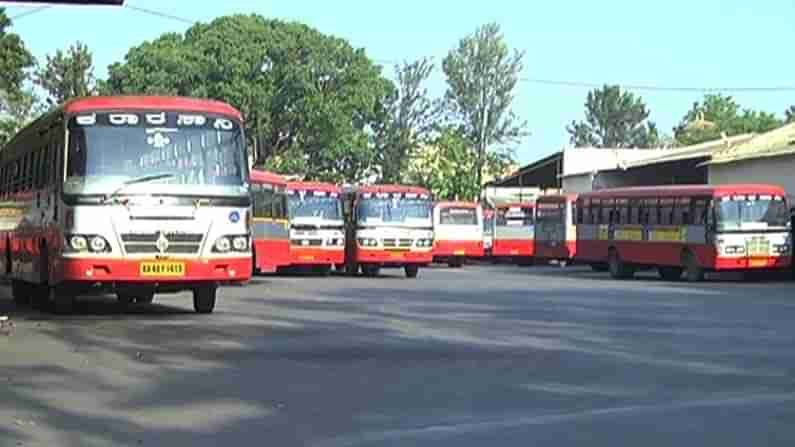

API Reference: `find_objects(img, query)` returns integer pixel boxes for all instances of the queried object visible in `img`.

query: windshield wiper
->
[103,173,176,203]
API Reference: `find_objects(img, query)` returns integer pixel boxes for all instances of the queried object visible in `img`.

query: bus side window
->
[629,199,641,224]
[674,197,691,225]
[660,199,674,225]
[692,198,709,225]
[600,199,613,224]
[618,199,629,224]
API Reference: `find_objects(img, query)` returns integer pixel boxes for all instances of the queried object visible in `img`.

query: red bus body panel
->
[289,247,344,266]
[253,239,291,273]
[433,240,485,258]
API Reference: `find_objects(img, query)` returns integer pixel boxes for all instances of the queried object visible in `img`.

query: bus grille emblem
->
[156,232,170,254]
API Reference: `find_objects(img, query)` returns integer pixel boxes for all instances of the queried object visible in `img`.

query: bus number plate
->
[140,262,185,277]
[750,258,768,267]
[454,250,466,256]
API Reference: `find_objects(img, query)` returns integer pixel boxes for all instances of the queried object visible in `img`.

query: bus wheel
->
[658,266,683,281]
[315,265,331,276]
[682,251,704,282]
[448,258,464,268]
[11,280,29,307]
[52,286,75,315]
[608,249,633,279]
[404,265,420,278]
[136,293,155,304]
[362,265,380,277]
[193,286,217,314]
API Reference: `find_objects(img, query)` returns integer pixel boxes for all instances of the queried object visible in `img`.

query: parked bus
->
[535,194,578,265]
[492,202,536,265]
[342,184,434,278]
[250,169,290,274]
[432,201,484,267]
[575,184,791,281]
[0,96,252,314]
[286,181,344,275]
[483,208,494,257]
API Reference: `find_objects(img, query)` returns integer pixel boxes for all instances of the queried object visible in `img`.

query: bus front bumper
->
[433,240,485,258]
[56,256,252,283]
[289,248,344,265]
[713,256,791,271]
[356,248,432,265]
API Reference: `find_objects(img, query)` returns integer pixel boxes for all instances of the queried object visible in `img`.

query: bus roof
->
[250,169,287,186]
[356,184,431,196]
[435,201,480,209]
[495,202,535,209]
[286,181,340,193]
[579,184,787,199]
[63,96,243,121]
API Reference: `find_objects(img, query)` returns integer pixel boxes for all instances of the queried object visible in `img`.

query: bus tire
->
[52,286,75,315]
[11,280,29,307]
[32,244,51,310]
[608,249,633,279]
[448,258,464,268]
[346,263,359,276]
[362,265,380,277]
[315,265,331,276]
[404,265,419,278]
[682,250,704,282]
[658,266,683,281]
[193,286,217,314]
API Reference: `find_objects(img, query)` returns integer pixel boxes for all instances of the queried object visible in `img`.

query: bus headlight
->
[358,238,377,247]
[214,237,231,253]
[416,239,433,247]
[232,236,248,251]
[774,244,790,254]
[69,235,87,251]
[89,236,107,252]
[66,234,111,253]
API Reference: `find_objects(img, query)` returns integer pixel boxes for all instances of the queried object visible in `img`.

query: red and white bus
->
[575,184,792,281]
[432,201,484,267]
[535,194,578,265]
[492,202,536,265]
[250,169,290,274]
[286,181,344,274]
[0,96,252,313]
[342,184,434,278]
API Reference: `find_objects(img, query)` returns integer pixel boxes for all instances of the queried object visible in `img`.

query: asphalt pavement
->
[2,264,795,446]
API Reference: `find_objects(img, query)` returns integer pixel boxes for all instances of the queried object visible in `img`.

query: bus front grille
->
[121,232,203,255]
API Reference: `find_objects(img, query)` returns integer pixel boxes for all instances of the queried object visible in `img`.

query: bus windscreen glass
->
[439,208,477,225]
[717,197,789,229]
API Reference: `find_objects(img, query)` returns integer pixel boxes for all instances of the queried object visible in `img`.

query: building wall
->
[562,174,594,193]
[709,156,795,202]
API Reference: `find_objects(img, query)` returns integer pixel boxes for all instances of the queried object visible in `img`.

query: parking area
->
[2,264,795,446]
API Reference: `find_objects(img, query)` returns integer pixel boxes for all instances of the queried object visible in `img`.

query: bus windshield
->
[717,198,789,229]
[439,207,478,226]
[288,194,342,221]
[536,202,565,223]
[64,111,247,197]
[497,207,534,226]
[358,198,432,225]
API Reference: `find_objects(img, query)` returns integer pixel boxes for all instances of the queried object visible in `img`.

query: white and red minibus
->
[342,184,434,278]
[492,202,536,265]
[535,194,578,265]
[432,201,484,267]
[0,96,252,313]
[250,169,290,274]
[286,181,344,274]
[575,184,791,281]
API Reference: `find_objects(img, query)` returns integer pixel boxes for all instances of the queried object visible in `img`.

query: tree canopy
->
[567,85,659,148]
[0,8,35,145]
[673,94,782,146]
[36,41,96,106]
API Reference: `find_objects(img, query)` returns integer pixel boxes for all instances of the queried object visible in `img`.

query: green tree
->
[0,89,41,146]
[105,15,393,183]
[785,106,795,124]
[377,57,438,183]
[35,41,95,106]
[0,7,35,144]
[567,84,659,148]
[406,126,513,201]
[442,22,527,189]
[673,94,782,146]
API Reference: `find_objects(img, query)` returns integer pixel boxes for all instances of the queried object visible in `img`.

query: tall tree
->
[785,106,795,124]
[105,15,393,183]
[0,7,35,144]
[35,41,95,106]
[674,94,782,146]
[442,22,527,189]
[566,85,659,148]
[377,57,438,183]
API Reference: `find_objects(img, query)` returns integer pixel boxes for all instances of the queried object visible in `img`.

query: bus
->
[535,194,578,266]
[432,201,484,267]
[342,184,434,278]
[492,202,536,266]
[250,169,290,274]
[575,184,792,281]
[0,96,252,314]
[286,181,344,275]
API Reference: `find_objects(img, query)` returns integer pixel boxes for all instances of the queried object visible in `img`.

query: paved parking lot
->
[2,264,795,446]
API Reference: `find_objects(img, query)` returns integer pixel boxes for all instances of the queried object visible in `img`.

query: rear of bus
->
[535,194,577,264]
[286,181,344,274]
[345,185,434,278]
[250,170,290,273]
[432,201,484,267]
[492,203,536,266]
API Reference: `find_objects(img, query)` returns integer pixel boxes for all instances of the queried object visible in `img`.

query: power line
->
[124,3,196,25]
[519,78,795,93]
[9,5,53,21]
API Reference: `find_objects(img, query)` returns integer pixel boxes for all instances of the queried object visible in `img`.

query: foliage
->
[785,106,795,124]
[0,8,36,145]
[377,57,438,183]
[406,126,513,201]
[0,89,41,146]
[673,94,782,146]
[35,41,95,106]
[442,22,527,188]
[104,15,393,183]
[566,85,659,148]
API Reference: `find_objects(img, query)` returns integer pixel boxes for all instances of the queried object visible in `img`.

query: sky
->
[3,0,795,166]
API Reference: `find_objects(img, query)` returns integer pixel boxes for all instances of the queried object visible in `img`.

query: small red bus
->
[535,194,578,265]
[286,181,344,274]
[492,202,536,265]
[432,201,484,267]
[250,169,290,273]
[575,184,791,281]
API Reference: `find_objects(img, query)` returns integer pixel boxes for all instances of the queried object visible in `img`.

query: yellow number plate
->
[454,250,466,256]
[140,262,185,277]
[299,255,315,261]
[750,258,768,267]
[390,252,404,259]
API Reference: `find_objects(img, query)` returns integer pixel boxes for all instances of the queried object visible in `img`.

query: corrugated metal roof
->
[624,134,754,168]
[706,123,795,165]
